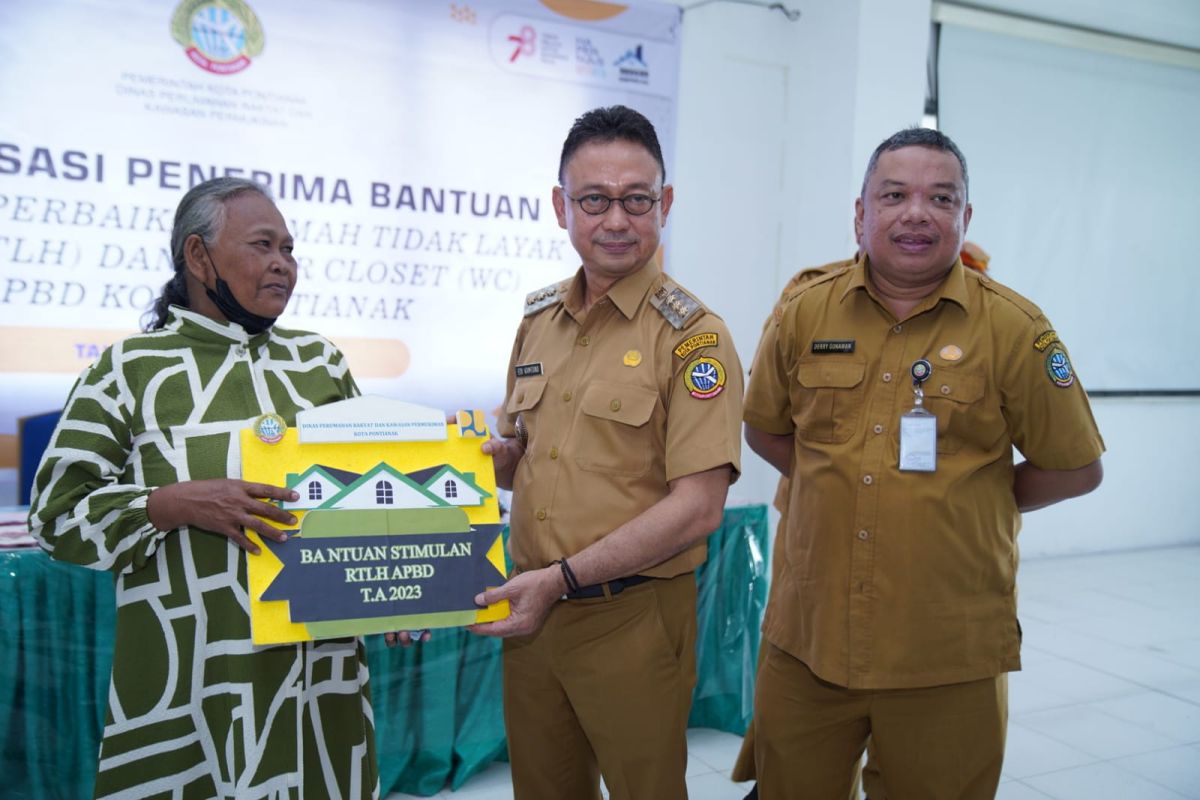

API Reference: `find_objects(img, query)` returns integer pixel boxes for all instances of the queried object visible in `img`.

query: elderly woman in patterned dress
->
[29,177,379,799]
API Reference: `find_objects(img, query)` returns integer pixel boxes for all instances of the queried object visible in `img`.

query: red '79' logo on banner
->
[508,25,535,62]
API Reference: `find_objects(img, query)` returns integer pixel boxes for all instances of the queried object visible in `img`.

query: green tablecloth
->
[0,504,768,798]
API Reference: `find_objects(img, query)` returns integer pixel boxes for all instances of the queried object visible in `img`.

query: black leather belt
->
[564,574,654,600]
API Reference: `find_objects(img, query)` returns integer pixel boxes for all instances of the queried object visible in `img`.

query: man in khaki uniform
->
[743,128,1105,799]
[471,105,743,800]
[737,245,991,800]
[732,257,867,800]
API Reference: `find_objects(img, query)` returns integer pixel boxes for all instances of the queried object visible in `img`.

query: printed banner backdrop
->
[0,0,682,487]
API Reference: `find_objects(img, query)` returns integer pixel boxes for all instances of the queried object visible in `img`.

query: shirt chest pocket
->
[506,377,548,437]
[922,369,990,454]
[793,359,866,444]
[507,377,548,413]
[575,381,659,477]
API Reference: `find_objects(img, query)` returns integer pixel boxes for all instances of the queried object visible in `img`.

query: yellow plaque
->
[242,407,509,644]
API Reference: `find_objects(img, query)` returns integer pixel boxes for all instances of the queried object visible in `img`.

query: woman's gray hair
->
[144,177,275,331]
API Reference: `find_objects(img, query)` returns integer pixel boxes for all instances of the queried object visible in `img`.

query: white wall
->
[668,0,931,510]
[668,0,1200,555]
[959,0,1200,49]
[938,2,1200,552]
[1020,398,1200,557]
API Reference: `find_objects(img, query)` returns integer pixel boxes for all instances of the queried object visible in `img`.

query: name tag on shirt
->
[811,339,855,354]
[899,410,937,472]
[515,362,543,378]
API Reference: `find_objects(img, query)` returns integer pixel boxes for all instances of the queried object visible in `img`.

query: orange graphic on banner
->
[539,0,628,21]
[0,327,410,379]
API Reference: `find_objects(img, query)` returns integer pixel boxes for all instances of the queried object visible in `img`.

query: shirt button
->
[549,447,559,459]
[535,508,547,521]
[579,336,590,347]
[610,399,621,412]
[892,324,903,334]
[562,391,572,402]
[857,530,869,541]
[882,372,893,382]
[941,384,951,395]
[873,424,884,435]
[862,474,873,485]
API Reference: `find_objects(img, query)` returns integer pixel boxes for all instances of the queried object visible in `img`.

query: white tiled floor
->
[387,545,1200,799]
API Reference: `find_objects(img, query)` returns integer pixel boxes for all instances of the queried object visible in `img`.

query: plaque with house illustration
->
[240,396,510,645]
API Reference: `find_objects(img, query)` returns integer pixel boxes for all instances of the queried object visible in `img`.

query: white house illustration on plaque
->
[408,464,492,507]
[281,462,492,511]
[283,465,349,510]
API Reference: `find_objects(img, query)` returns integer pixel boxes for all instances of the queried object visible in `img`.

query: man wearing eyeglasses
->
[470,105,743,799]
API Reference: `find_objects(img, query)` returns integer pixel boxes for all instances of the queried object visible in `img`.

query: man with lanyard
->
[736,242,997,800]
[743,128,1104,798]
[471,105,743,800]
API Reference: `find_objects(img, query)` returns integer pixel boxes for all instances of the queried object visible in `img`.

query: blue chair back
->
[18,411,63,506]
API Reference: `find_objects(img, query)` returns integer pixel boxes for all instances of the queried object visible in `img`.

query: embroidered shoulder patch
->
[1045,347,1075,388]
[1033,330,1060,352]
[684,356,726,399]
[674,332,718,359]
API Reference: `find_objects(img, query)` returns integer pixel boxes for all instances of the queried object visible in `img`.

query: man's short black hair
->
[558,105,666,185]
[862,127,969,200]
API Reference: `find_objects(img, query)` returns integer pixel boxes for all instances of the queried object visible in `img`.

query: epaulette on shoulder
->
[781,268,830,296]
[523,279,570,317]
[650,279,704,330]
[973,271,1044,321]
[780,257,857,297]
[784,266,846,301]
[771,267,848,325]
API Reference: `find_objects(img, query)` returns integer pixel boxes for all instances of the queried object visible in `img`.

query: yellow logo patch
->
[623,350,642,367]
[1033,330,1060,352]
[252,412,286,444]
[939,345,963,361]
[674,332,718,359]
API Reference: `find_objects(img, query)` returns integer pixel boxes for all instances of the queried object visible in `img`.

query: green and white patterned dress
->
[29,307,379,800]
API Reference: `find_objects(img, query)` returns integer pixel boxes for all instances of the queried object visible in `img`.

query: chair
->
[17,411,62,506]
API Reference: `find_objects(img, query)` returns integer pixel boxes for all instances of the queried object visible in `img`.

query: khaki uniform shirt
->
[744,257,1105,689]
[760,258,858,516]
[500,262,743,578]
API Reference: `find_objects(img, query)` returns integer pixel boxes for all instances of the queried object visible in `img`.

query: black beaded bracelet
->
[560,558,581,593]
[553,558,580,594]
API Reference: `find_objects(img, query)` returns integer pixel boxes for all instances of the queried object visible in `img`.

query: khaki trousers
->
[503,574,697,800]
[733,650,867,799]
[754,644,1006,800]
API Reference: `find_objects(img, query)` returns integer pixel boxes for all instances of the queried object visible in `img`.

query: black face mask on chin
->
[200,240,277,335]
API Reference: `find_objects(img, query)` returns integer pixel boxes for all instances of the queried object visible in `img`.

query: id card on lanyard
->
[899,359,937,472]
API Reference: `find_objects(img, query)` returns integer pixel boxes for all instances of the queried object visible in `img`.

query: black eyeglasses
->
[569,193,660,216]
